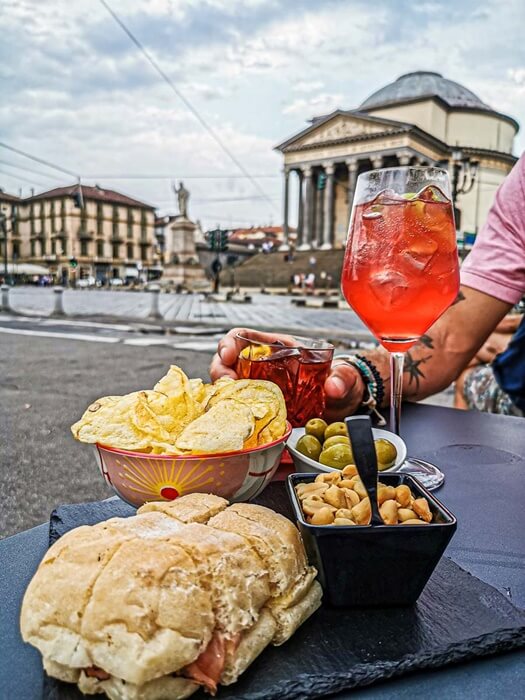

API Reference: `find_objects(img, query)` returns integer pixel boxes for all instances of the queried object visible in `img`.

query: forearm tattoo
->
[404,335,433,390]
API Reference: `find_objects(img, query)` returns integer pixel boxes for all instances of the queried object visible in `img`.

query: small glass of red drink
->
[235,332,334,427]
[342,166,460,489]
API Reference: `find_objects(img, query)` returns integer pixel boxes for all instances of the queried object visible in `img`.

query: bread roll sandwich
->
[20,494,322,699]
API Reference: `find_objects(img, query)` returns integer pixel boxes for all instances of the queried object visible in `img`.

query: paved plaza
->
[6,287,370,339]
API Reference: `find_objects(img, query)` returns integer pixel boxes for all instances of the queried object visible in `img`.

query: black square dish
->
[287,472,457,607]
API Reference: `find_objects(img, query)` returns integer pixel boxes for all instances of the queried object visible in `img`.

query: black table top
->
[1,403,524,699]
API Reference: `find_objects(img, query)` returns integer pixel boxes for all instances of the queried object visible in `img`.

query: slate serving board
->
[45,484,525,700]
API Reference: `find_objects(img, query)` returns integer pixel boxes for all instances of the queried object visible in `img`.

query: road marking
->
[0,326,121,343]
[123,338,172,346]
[41,319,134,332]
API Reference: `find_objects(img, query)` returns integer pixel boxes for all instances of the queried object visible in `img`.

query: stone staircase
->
[231,249,345,289]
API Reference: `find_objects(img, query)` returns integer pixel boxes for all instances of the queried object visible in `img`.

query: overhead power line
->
[0,159,64,181]
[0,142,78,178]
[98,0,277,212]
[82,173,280,180]
[0,168,52,189]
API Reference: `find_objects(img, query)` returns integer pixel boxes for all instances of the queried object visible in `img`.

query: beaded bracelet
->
[334,353,386,425]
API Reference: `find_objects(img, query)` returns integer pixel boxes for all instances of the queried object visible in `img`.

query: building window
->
[12,241,20,258]
[51,239,56,255]
[40,202,46,234]
[80,240,88,256]
[97,240,104,257]
[50,200,56,232]
[61,199,66,231]
[30,203,35,235]
[127,209,134,238]
[141,245,148,262]
[96,203,103,236]
[30,240,35,257]
[140,210,147,239]
[112,243,120,259]
[40,238,46,256]
[127,243,134,259]
[112,206,119,237]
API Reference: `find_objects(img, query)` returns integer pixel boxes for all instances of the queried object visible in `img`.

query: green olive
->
[374,438,397,470]
[319,444,354,470]
[304,418,328,442]
[296,434,323,461]
[323,435,351,450]
[324,422,348,441]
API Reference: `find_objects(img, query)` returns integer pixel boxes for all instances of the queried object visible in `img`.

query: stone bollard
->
[1,284,10,313]
[52,286,65,316]
[148,284,163,320]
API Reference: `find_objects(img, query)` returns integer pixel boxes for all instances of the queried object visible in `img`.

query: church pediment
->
[277,111,407,152]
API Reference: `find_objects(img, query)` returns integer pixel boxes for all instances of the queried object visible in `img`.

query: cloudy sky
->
[1,0,524,228]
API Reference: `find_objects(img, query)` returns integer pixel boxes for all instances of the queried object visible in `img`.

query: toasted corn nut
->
[377,485,396,505]
[401,518,429,525]
[324,484,346,509]
[353,479,368,501]
[379,499,398,525]
[352,496,371,525]
[311,506,336,525]
[302,495,334,516]
[339,479,357,489]
[335,508,354,520]
[395,485,412,508]
[398,508,418,522]
[343,488,360,509]
[315,472,342,485]
[344,475,360,489]
[295,482,328,499]
[341,464,358,478]
[333,517,356,526]
[413,498,432,523]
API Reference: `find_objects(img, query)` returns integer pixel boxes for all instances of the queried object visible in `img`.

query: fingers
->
[209,352,239,382]
[323,362,365,422]
[210,328,296,382]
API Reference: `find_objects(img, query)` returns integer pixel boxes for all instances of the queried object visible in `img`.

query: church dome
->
[360,71,493,112]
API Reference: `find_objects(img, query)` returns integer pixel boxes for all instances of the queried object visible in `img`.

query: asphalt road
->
[0,333,212,538]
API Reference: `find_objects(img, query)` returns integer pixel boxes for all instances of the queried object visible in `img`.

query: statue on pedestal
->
[174,181,190,218]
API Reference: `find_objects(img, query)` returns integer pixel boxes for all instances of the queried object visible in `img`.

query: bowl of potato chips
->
[71,366,291,506]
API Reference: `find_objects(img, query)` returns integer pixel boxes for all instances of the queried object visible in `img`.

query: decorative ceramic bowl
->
[286,426,407,475]
[94,423,292,508]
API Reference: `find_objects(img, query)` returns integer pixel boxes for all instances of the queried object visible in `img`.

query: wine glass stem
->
[389,351,405,436]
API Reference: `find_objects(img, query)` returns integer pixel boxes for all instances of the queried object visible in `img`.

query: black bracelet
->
[354,354,385,407]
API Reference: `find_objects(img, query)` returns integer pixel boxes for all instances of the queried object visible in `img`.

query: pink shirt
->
[461,154,525,304]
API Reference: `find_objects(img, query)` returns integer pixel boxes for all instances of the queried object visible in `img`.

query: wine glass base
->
[398,458,445,491]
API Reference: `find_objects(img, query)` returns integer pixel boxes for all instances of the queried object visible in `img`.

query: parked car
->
[109,278,124,287]
[76,276,96,289]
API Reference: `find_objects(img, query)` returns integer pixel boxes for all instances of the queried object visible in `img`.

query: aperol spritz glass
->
[342,166,460,488]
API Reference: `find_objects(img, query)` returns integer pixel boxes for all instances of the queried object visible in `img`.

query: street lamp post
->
[450,149,479,231]
[0,207,9,284]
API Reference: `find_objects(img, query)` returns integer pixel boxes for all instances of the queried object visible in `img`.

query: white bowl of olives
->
[287,418,407,475]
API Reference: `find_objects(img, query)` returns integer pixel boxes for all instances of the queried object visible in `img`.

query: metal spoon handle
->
[345,416,383,526]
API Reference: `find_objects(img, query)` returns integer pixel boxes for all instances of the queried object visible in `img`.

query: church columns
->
[321,163,335,249]
[281,168,290,251]
[298,166,313,250]
[296,170,304,247]
[315,173,324,247]
[396,152,411,166]
[346,159,359,226]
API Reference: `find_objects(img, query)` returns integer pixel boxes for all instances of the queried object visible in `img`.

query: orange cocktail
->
[342,186,459,352]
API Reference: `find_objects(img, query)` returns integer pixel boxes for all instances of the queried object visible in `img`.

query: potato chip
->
[205,379,287,445]
[72,364,287,455]
[71,393,152,451]
[175,400,255,454]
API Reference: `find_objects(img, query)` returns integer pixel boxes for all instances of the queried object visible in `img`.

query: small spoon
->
[345,415,383,526]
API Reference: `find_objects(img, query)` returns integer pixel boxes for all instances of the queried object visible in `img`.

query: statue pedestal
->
[162,216,207,289]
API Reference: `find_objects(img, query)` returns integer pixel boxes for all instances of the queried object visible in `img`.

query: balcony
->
[78,229,94,240]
